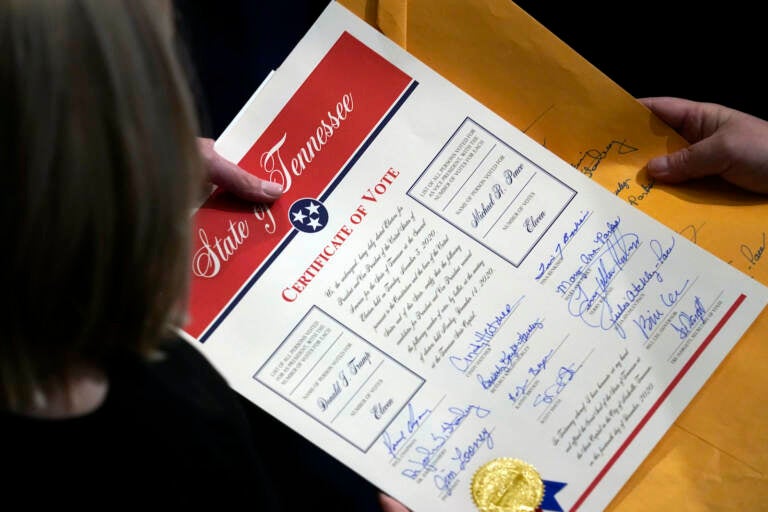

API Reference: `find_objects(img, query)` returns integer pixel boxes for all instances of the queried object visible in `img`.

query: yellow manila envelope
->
[338,0,768,509]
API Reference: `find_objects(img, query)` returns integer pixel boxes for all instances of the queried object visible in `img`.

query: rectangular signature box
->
[409,117,576,266]
[254,306,424,451]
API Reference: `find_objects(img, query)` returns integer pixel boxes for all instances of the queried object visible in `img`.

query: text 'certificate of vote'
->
[182,3,768,511]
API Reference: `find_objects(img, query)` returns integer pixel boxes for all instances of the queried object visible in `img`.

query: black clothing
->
[4,3,384,509]
[3,338,278,507]
[3,338,381,510]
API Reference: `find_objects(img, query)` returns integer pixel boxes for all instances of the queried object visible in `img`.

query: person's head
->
[0,0,204,409]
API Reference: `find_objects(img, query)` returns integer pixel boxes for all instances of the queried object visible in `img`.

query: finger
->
[646,137,730,183]
[638,97,699,131]
[378,492,411,512]
[639,97,729,142]
[208,157,283,202]
[198,137,283,202]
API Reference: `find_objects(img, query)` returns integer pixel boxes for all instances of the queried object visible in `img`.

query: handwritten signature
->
[670,296,707,339]
[433,427,494,495]
[556,216,621,296]
[381,403,432,458]
[572,139,639,178]
[476,318,544,390]
[440,403,491,435]
[507,349,554,404]
[533,364,579,407]
[567,235,676,339]
[632,279,690,340]
[535,210,591,280]
[448,299,521,372]
[400,403,491,479]
[614,179,630,195]
[740,232,766,270]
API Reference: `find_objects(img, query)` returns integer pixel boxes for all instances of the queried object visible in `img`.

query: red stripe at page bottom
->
[570,293,747,511]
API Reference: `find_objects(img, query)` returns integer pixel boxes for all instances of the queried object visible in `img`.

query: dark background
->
[175,1,765,138]
[174,0,329,138]
[516,1,765,121]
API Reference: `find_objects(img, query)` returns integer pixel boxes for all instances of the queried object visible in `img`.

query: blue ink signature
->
[567,235,675,339]
[400,403,491,480]
[476,319,543,389]
[401,433,446,479]
[507,349,554,404]
[670,296,706,339]
[448,299,521,372]
[433,427,494,495]
[507,379,529,403]
[535,210,591,280]
[534,364,578,407]
[556,217,621,295]
[381,403,432,458]
[632,279,690,340]
[440,403,491,435]
[528,349,554,377]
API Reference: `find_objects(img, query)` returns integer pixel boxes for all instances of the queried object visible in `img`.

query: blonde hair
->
[0,0,204,409]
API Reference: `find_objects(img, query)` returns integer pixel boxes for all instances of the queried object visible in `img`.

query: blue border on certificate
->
[253,305,425,452]
[407,117,577,267]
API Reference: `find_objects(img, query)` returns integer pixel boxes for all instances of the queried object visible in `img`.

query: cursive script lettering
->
[740,232,766,270]
[448,300,519,372]
[670,296,707,339]
[192,220,250,278]
[259,93,354,192]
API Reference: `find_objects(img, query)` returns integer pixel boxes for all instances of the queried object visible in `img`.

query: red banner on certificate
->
[186,31,414,340]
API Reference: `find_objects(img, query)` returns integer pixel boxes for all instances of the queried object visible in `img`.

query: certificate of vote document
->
[182,2,768,510]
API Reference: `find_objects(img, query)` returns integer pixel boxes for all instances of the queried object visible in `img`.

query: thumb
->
[198,137,283,202]
[646,138,729,184]
[208,154,283,202]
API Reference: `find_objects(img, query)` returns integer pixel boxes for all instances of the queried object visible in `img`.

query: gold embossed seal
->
[471,458,544,512]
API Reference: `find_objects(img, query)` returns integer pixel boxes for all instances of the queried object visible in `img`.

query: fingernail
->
[263,181,283,197]
[646,156,670,177]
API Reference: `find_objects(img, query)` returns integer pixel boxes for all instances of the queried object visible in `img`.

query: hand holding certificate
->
[181,3,768,510]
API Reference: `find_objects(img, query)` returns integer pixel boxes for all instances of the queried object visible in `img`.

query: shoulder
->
[108,335,242,420]
[1,336,279,507]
